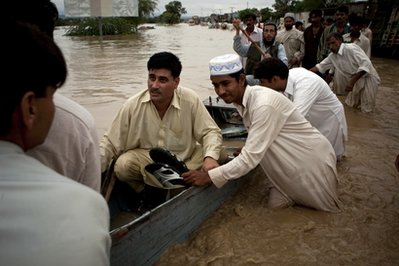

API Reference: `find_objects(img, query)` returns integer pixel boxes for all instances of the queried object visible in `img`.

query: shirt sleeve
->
[351,45,372,74]
[278,43,289,66]
[233,34,250,57]
[99,104,130,172]
[191,96,223,161]
[316,55,333,74]
[209,101,290,187]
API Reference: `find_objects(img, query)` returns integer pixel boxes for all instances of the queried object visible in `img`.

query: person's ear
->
[173,77,180,88]
[19,92,37,131]
[239,73,246,86]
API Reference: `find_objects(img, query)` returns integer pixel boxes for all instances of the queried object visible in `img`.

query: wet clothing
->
[209,86,340,212]
[276,28,305,68]
[316,43,380,112]
[233,35,288,74]
[0,141,111,266]
[27,93,101,192]
[100,87,223,192]
[285,68,348,158]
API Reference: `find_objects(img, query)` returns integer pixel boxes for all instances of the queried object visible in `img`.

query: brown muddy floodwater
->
[54,24,399,265]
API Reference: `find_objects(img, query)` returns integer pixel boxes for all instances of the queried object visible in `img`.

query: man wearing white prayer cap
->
[276,11,305,68]
[183,53,341,213]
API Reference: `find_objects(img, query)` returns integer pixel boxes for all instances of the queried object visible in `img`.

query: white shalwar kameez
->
[285,68,348,158]
[316,43,380,112]
[209,86,340,212]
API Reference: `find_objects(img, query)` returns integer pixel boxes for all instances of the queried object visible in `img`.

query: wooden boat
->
[109,175,248,266]
[106,96,247,266]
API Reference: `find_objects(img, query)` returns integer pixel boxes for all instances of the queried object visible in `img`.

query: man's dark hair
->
[147,52,182,78]
[253,58,289,82]
[348,13,364,26]
[326,32,344,42]
[309,9,322,18]
[263,21,277,32]
[336,5,349,14]
[244,13,257,21]
[4,0,58,39]
[0,19,67,135]
[228,69,246,86]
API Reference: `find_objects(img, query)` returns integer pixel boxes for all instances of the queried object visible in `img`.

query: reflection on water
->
[55,24,399,265]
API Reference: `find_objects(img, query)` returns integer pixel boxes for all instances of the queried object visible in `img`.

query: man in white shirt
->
[233,21,288,73]
[237,13,264,71]
[0,17,110,266]
[253,58,348,159]
[343,15,371,58]
[310,32,380,113]
[183,54,340,212]
[11,0,102,192]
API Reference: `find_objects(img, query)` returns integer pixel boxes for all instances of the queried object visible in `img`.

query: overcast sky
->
[52,0,275,17]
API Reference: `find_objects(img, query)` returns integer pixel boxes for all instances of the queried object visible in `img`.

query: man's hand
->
[345,80,355,92]
[182,170,212,186]
[202,157,219,172]
[232,19,241,33]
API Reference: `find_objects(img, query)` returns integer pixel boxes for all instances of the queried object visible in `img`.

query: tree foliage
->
[237,8,260,20]
[259,7,274,21]
[139,0,159,18]
[159,1,186,24]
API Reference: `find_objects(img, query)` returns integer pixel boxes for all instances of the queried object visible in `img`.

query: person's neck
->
[263,38,275,47]
[336,21,347,29]
[245,26,254,33]
[350,31,360,38]
[312,22,321,28]
[153,101,172,120]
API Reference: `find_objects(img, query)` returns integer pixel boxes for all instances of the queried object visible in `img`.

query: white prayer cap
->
[209,54,243,76]
[284,12,295,21]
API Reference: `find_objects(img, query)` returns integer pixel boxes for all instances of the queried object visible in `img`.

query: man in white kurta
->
[311,32,380,113]
[27,93,102,192]
[0,142,111,266]
[238,13,263,68]
[253,58,348,159]
[276,13,305,68]
[343,32,371,58]
[184,54,340,212]
[0,18,111,266]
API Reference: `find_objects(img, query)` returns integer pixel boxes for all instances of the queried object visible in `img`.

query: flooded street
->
[55,24,399,265]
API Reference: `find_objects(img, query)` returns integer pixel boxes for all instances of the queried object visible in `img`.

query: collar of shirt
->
[141,88,182,110]
[337,43,345,56]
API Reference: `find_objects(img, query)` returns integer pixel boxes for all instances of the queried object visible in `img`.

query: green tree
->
[160,1,187,24]
[237,8,260,20]
[273,0,297,19]
[259,7,274,21]
[139,0,159,19]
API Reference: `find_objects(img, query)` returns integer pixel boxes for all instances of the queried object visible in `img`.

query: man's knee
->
[114,150,150,182]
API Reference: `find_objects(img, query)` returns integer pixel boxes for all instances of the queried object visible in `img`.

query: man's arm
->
[346,70,366,92]
[277,43,289,66]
